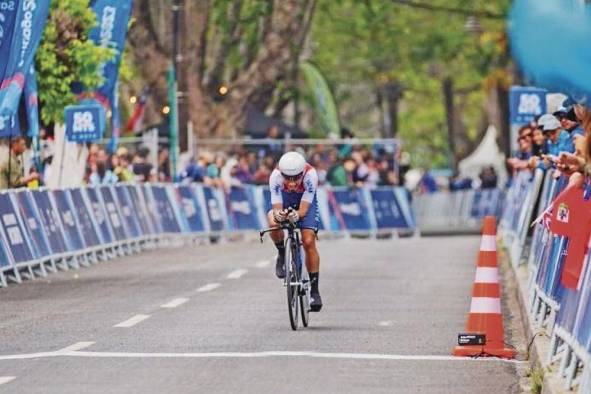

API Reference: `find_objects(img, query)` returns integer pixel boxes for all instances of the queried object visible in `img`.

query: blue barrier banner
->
[0,223,14,268]
[369,188,410,229]
[0,0,51,129]
[84,187,114,244]
[176,185,206,233]
[202,186,226,232]
[330,188,371,231]
[30,190,69,254]
[227,186,260,230]
[140,185,163,234]
[64,103,106,142]
[0,193,34,263]
[149,185,182,233]
[112,185,142,239]
[12,190,50,257]
[99,185,128,240]
[126,185,155,236]
[70,188,102,247]
[52,190,85,251]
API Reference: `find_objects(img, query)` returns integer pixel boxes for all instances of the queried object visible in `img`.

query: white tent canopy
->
[458,125,507,187]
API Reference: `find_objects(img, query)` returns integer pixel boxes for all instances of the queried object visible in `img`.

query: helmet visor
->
[282,172,304,182]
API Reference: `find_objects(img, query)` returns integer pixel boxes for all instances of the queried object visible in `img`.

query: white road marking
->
[58,342,95,352]
[0,377,15,385]
[255,260,270,268]
[197,283,221,292]
[114,314,151,328]
[378,321,392,327]
[161,298,189,309]
[226,269,248,279]
[0,350,524,365]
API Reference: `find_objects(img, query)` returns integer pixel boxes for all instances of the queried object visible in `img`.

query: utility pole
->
[172,0,188,152]
[442,77,457,171]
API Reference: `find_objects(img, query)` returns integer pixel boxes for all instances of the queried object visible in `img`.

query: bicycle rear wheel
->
[285,238,299,330]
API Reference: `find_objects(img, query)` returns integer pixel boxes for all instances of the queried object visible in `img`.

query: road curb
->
[500,247,567,394]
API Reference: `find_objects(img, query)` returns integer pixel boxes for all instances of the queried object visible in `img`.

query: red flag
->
[545,185,591,289]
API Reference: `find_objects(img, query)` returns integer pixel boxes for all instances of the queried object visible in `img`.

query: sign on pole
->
[64,104,106,143]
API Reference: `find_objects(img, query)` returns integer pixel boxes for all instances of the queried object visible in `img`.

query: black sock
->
[309,272,319,293]
[275,242,285,256]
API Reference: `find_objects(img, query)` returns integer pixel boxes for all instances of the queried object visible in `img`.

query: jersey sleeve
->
[269,169,283,206]
[301,168,318,203]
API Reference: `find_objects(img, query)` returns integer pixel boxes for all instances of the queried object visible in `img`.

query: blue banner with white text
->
[0,0,50,135]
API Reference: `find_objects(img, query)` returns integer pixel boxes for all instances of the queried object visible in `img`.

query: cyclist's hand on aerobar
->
[287,210,299,223]
[273,209,287,223]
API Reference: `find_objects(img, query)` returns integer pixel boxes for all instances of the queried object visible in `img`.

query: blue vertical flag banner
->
[24,65,38,137]
[88,0,133,152]
[0,0,51,136]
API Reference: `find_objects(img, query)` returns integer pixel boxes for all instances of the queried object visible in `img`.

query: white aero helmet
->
[278,151,306,177]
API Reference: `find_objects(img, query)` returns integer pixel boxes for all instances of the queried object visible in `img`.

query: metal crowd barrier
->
[0,183,415,288]
[412,188,504,234]
[499,170,591,393]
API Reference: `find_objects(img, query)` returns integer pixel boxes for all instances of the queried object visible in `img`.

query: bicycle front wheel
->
[285,238,299,330]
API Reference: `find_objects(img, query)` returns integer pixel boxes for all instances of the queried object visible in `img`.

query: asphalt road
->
[0,236,523,393]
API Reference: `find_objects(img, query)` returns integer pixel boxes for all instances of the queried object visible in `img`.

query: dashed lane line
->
[226,269,248,279]
[161,298,189,309]
[255,260,270,268]
[0,377,15,386]
[58,342,95,352]
[114,314,151,328]
[197,283,221,292]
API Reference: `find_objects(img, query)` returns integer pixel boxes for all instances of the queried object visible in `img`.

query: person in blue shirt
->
[542,115,573,156]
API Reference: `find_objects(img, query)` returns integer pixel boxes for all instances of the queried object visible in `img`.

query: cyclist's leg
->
[267,210,286,279]
[301,229,319,273]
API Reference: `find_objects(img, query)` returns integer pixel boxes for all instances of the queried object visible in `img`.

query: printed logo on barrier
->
[62,210,74,227]
[207,198,222,221]
[182,198,196,217]
[2,213,23,245]
[339,202,361,216]
[557,203,569,223]
[92,202,104,224]
[231,201,251,215]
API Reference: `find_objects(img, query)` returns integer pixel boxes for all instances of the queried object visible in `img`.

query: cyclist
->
[268,151,322,312]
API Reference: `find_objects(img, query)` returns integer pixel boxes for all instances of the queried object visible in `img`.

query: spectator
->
[114,152,134,182]
[507,131,533,171]
[158,148,171,182]
[479,166,498,189]
[542,114,573,158]
[0,136,39,189]
[531,127,547,158]
[132,146,156,182]
[88,159,118,185]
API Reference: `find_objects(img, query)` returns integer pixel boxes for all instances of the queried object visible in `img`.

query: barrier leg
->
[45,258,58,273]
[69,255,81,269]
[6,266,22,284]
[579,364,591,394]
[0,271,6,287]
[560,347,573,377]
[34,260,48,278]
[565,354,580,390]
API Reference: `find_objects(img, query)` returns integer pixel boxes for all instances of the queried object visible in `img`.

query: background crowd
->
[506,97,591,188]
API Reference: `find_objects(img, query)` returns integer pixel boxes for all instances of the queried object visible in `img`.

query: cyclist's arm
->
[298,168,318,218]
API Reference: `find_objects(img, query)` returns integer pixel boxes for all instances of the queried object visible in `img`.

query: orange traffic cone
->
[453,216,517,359]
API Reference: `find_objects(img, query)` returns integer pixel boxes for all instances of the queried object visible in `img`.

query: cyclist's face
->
[284,173,303,191]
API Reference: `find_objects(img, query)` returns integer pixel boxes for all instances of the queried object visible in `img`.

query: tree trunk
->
[442,77,457,171]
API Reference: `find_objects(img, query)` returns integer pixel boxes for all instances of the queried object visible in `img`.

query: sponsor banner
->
[176,185,206,233]
[0,221,14,268]
[330,188,371,231]
[51,189,85,251]
[30,189,69,254]
[140,184,163,234]
[12,190,50,257]
[508,86,547,152]
[0,192,34,263]
[0,0,19,79]
[149,185,182,234]
[24,64,38,137]
[368,188,411,230]
[112,185,142,239]
[202,186,226,232]
[70,188,102,247]
[126,184,155,236]
[0,0,51,134]
[84,187,114,244]
[227,186,260,230]
[99,185,128,240]
[65,103,106,142]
